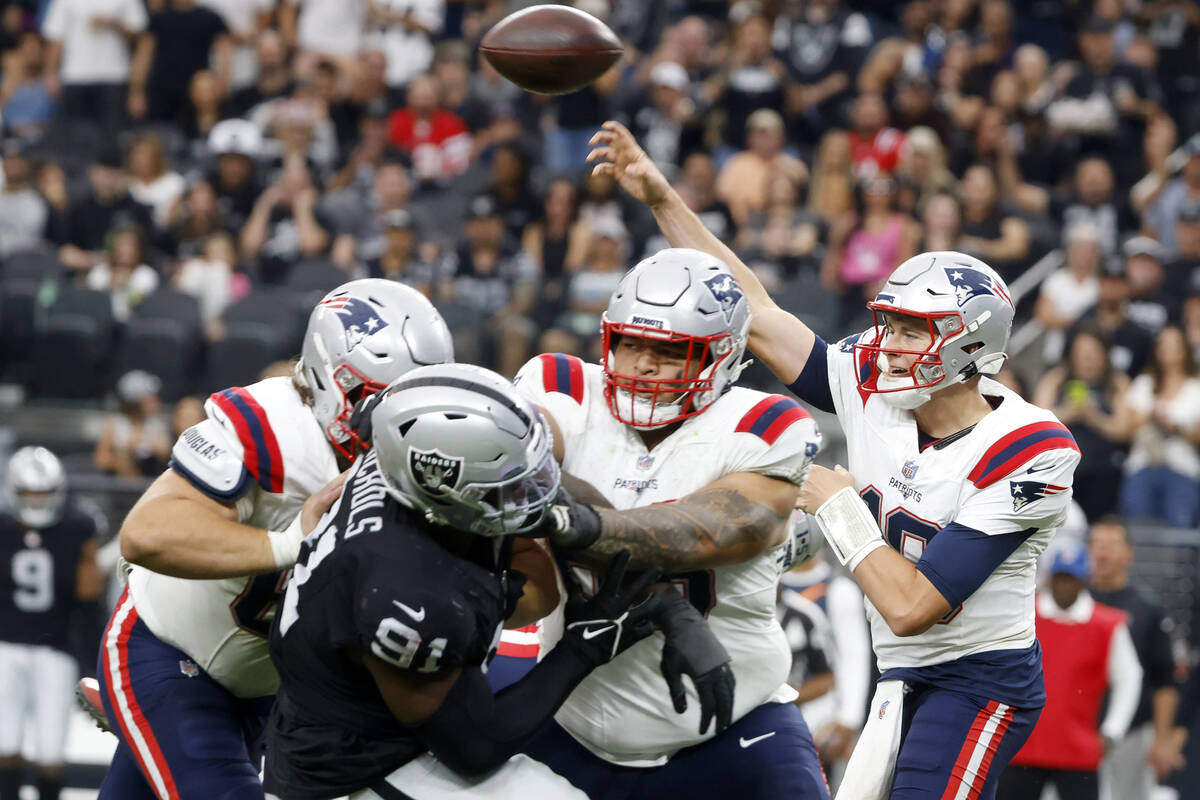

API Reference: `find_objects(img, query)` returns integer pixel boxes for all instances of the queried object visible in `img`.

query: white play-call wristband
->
[813,486,887,570]
[267,514,307,569]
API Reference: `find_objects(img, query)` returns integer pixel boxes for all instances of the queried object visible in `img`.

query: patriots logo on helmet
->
[944,267,1013,309]
[409,448,463,496]
[1010,480,1067,512]
[703,274,743,324]
[319,296,390,352]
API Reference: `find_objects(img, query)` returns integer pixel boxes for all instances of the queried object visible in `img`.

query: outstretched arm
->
[587,121,817,385]
[572,471,796,573]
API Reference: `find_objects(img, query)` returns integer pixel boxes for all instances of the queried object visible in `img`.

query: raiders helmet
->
[299,279,454,458]
[857,251,1015,409]
[4,447,66,529]
[601,248,751,428]
[370,364,560,537]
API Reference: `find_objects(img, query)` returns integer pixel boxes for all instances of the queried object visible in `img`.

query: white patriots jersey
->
[127,377,338,698]
[511,353,821,766]
[824,333,1081,672]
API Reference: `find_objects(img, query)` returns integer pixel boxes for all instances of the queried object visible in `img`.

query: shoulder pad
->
[207,386,286,493]
[734,394,811,445]
[969,421,1080,489]
[528,353,586,404]
[360,583,487,675]
[170,418,254,502]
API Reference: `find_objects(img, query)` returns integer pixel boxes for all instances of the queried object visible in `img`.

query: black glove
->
[537,486,602,550]
[347,390,387,447]
[560,550,662,667]
[655,588,736,735]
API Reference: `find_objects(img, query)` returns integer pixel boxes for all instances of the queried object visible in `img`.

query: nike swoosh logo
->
[1026,464,1053,474]
[581,625,615,640]
[739,732,776,748]
[392,600,425,622]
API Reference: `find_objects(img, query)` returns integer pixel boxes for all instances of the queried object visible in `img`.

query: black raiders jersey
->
[265,449,515,799]
[0,505,96,650]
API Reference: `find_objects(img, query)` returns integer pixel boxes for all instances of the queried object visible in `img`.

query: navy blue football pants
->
[524,700,830,800]
[96,589,273,800]
[888,682,1040,800]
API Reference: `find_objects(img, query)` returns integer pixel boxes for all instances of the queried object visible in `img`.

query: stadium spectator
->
[0,31,56,140]
[0,140,47,259]
[127,133,185,230]
[41,0,147,134]
[324,98,394,196]
[84,225,158,322]
[1139,132,1200,258]
[847,92,905,179]
[1077,269,1155,378]
[957,162,1031,280]
[1163,203,1200,306]
[204,118,264,233]
[1034,326,1134,520]
[806,129,855,225]
[48,146,152,272]
[174,229,243,330]
[129,0,229,124]
[433,41,523,158]
[822,174,920,327]
[198,0,273,91]
[1121,324,1200,527]
[367,0,444,90]
[166,179,227,259]
[438,192,536,377]
[537,215,628,361]
[363,208,442,295]
[999,543,1143,800]
[239,157,332,284]
[1124,229,1173,334]
[1036,222,1104,362]
[229,28,294,118]
[895,125,955,214]
[917,190,963,253]
[736,171,824,277]
[716,108,807,227]
[387,72,471,184]
[486,143,539,242]
[704,6,787,156]
[180,69,230,151]
[1089,517,1188,798]
[93,370,170,478]
[281,0,367,76]
[328,156,420,268]
[628,60,702,182]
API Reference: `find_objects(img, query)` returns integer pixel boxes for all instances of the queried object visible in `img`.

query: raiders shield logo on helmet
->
[409,448,464,495]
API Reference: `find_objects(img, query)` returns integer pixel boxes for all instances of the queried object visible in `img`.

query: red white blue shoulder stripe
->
[536,353,585,404]
[968,421,1078,489]
[209,387,285,493]
[735,394,811,445]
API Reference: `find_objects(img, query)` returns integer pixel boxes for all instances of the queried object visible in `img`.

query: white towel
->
[835,680,907,800]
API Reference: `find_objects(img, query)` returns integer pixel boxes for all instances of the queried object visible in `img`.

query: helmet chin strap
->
[616,389,685,429]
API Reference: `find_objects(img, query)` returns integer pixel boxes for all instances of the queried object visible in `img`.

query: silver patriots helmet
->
[299,279,454,458]
[370,364,560,537]
[857,251,1015,410]
[601,248,751,428]
[4,446,66,529]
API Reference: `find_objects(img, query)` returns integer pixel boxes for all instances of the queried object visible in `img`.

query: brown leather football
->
[480,5,623,96]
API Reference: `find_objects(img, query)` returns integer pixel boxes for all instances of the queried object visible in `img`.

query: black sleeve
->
[1145,603,1179,693]
[412,640,595,776]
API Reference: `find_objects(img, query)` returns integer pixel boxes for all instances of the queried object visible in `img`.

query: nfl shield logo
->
[902,459,918,480]
[179,659,200,678]
[636,455,654,471]
[878,700,890,719]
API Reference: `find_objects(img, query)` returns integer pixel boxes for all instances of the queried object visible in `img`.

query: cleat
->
[76,677,113,734]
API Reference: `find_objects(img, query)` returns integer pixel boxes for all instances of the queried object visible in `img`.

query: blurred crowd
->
[0,0,1200,796]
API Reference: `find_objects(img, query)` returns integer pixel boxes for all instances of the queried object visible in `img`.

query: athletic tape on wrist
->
[267,514,307,569]
[814,486,886,568]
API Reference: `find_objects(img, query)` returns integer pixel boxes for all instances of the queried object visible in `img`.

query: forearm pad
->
[813,486,887,570]
[413,639,594,776]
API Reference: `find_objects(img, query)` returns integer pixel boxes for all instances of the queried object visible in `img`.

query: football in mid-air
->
[480,4,623,96]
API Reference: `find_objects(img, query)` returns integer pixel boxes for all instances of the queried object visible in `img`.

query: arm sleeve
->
[827,576,871,729]
[413,640,595,776]
[915,523,1038,609]
[1146,604,1178,692]
[1101,623,1144,741]
[786,335,835,413]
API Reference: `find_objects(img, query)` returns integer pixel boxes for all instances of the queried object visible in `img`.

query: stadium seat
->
[222,288,307,356]
[202,321,288,393]
[3,247,65,282]
[115,317,201,402]
[29,286,115,400]
[285,258,349,294]
[132,288,203,333]
[0,278,40,383]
